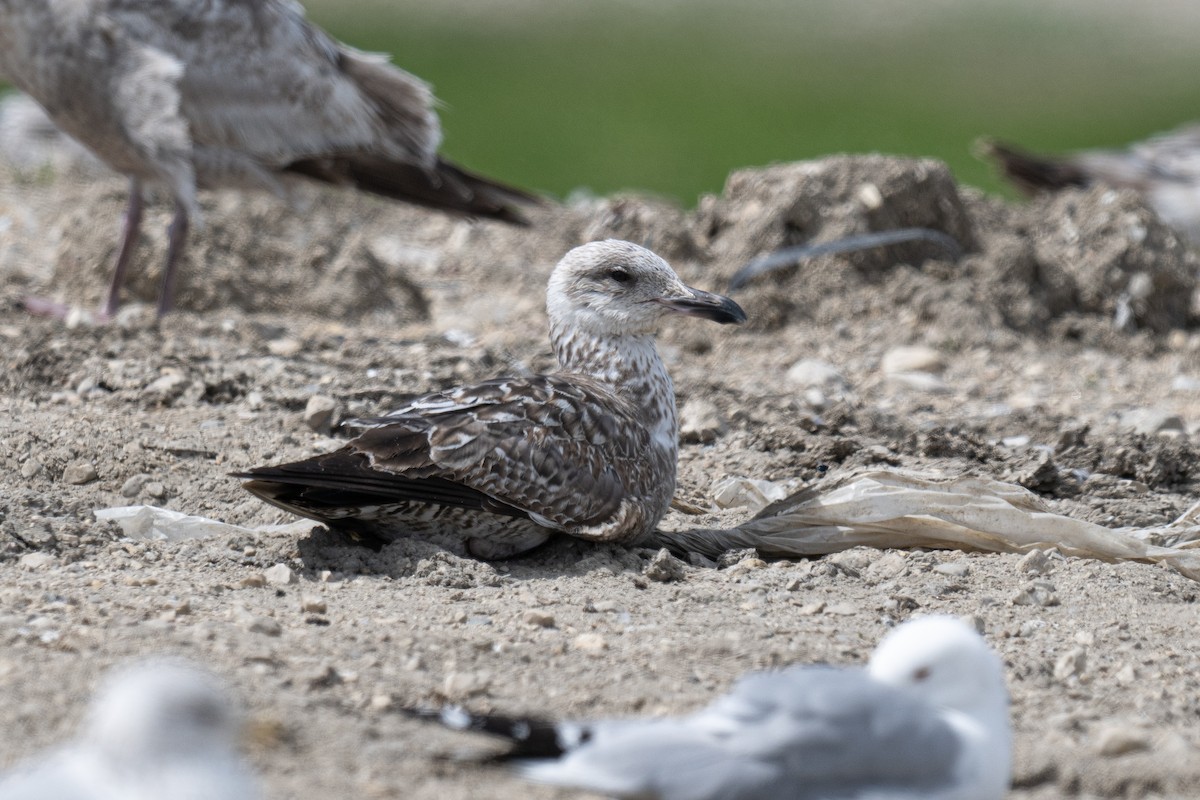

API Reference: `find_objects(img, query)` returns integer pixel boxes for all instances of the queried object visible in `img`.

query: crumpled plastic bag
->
[94,505,316,541]
[652,470,1200,581]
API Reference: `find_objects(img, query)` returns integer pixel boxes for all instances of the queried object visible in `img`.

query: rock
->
[786,358,845,388]
[933,561,969,577]
[887,371,950,393]
[643,548,687,583]
[369,693,394,712]
[865,552,908,581]
[120,474,150,497]
[300,595,327,614]
[572,633,608,654]
[1018,549,1052,575]
[307,666,342,689]
[267,338,302,357]
[1012,580,1059,607]
[145,481,167,499]
[142,370,189,403]
[1171,375,1200,393]
[19,459,43,479]
[61,461,98,485]
[442,670,491,699]
[881,345,945,375]
[264,564,298,586]
[1053,647,1087,681]
[239,575,267,589]
[303,395,339,434]
[1117,408,1186,436]
[522,610,556,628]
[18,552,56,570]
[1013,450,1059,492]
[1094,724,1152,757]
[243,614,282,637]
[678,398,725,444]
[824,602,857,615]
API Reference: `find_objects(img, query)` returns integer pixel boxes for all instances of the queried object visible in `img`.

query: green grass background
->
[6,2,1199,206]
[305,2,1200,205]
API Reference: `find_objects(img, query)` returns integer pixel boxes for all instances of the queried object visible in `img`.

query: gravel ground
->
[2,153,1200,798]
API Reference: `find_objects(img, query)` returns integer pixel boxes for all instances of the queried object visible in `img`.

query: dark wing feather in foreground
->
[235,375,645,533]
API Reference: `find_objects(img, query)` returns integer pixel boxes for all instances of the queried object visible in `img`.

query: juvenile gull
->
[0,660,259,800]
[406,616,1012,800]
[979,128,1200,244]
[0,0,537,318]
[236,239,746,559]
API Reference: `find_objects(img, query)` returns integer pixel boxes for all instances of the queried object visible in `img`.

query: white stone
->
[303,395,339,434]
[881,345,945,375]
[786,358,845,388]
[264,563,297,586]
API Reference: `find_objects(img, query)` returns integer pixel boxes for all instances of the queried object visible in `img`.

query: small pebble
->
[1053,647,1087,681]
[678,398,725,444]
[267,338,302,357]
[1011,580,1059,607]
[1018,549,1052,575]
[145,481,167,499]
[1094,725,1152,757]
[643,548,687,583]
[18,552,56,570]
[244,615,282,637]
[825,602,857,616]
[300,595,327,614]
[264,564,297,586]
[61,461,98,485]
[933,561,969,578]
[120,474,150,497]
[303,395,339,434]
[239,575,267,589]
[19,459,43,479]
[881,345,945,374]
[572,633,608,654]
[443,671,491,698]
[785,358,845,388]
[522,610,556,628]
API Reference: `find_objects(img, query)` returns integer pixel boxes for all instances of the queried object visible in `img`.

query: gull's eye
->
[607,268,632,284]
[912,666,932,682]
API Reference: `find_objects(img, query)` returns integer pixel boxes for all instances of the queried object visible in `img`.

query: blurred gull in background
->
[0,660,259,800]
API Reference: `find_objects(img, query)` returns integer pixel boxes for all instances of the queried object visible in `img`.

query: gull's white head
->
[867,616,1007,714]
[84,660,240,762]
[547,240,746,337]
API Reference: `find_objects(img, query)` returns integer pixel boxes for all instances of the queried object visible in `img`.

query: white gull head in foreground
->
[0,660,259,800]
[0,0,536,318]
[406,615,1011,800]
[237,239,746,559]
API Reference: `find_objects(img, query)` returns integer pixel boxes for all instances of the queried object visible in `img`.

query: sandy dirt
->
[3,153,1200,798]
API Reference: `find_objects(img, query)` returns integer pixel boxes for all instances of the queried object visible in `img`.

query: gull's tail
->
[285,155,540,224]
[401,705,577,759]
[976,138,1090,195]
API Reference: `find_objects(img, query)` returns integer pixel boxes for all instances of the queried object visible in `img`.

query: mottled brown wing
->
[242,376,645,530]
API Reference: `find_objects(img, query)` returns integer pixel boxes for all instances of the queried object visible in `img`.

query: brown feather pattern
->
[238,240,746,557]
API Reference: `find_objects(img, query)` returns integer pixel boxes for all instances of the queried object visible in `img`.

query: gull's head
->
[84,660,240,761]
[547,240,746,337]
[867,616,1007,715]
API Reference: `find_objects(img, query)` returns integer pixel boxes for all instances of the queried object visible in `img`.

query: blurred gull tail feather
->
[975,138,1091,194]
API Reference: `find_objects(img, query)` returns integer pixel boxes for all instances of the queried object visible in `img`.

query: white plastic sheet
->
[655,470,1200,581]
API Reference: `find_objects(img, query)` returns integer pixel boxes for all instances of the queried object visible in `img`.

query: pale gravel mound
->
[3,155,1200,798]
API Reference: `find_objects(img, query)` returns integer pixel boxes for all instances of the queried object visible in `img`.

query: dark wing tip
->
[286,155,541,224]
